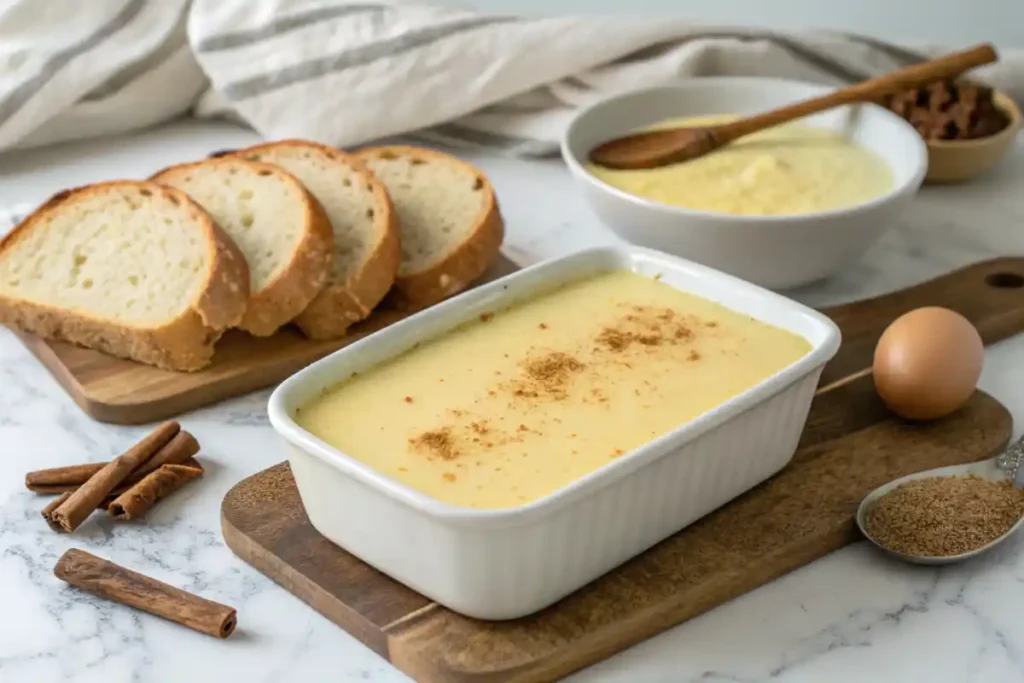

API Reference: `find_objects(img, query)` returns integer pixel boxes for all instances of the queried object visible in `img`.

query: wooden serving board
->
[15,255,520,425]
[221,256,1024,683]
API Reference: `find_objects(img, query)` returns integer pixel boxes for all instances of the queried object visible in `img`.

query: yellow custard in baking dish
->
[295,271,811,509]
[587,115,894,216]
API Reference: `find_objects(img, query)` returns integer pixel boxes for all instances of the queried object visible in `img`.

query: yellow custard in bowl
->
[295,270,811,510]
[586,115,894,216]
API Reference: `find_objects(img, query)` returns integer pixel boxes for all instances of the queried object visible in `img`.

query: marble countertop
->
[2,121,1024,683]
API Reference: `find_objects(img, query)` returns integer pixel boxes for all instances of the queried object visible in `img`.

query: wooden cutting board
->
[221,256,1024,682]
[14,255,520,425]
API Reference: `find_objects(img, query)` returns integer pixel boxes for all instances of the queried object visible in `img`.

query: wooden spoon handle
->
[712,43,998,144]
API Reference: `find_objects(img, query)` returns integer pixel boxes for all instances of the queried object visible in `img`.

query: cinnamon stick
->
[30,458,203,496]
[53,549,237,639]
[50,421,180,533]
[41,492,72,530]
[138,432,199,473]
[37,458,200,517]
[26,431,199,494]
[43,491,121,522]
[108,464,203,520]
[27,463,105,491]
[29,458,201,497]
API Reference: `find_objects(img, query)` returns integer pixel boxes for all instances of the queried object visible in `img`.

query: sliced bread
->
[236,140,399,339]
[0,181,249,371]
[150,157,333,337]
[354,146,504,308]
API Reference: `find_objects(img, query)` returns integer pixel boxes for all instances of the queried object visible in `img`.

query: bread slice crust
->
[150,157,334,337]
[354,145,504,309]
[236,139,400,340]
[0,181,249,372]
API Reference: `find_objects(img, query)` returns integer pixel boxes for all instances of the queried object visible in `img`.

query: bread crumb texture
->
[362,151,485,275]
[0,185,209,324]
[243,146,378,286]
[155,159,306,293]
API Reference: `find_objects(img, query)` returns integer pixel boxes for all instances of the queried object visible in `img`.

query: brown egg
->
[872,307,983,420]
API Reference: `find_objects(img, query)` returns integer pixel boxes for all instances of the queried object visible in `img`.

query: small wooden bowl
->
[924,90,1022,183]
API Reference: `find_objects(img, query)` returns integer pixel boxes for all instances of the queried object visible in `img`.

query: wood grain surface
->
[14,255,520,425]
[220,256,1024,682]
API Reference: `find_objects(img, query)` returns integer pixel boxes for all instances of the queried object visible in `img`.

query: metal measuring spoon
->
[856,433,1024,565]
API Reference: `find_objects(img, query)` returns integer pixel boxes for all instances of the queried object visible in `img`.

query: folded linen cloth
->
[0,0,1022,158]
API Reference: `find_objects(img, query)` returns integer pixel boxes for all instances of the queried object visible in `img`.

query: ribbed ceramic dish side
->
[270,245,840,620]
[287,370,821,619]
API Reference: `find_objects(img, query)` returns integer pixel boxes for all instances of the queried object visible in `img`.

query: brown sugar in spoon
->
[588,43,998,170]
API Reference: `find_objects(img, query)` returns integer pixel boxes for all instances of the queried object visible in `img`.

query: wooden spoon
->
[588,43,998,170]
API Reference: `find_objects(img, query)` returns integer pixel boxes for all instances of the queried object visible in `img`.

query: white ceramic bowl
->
[268,246,840,620]
[561,78,928,290]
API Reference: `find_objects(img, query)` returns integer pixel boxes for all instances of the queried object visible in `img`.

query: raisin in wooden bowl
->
[882,81,1021,184]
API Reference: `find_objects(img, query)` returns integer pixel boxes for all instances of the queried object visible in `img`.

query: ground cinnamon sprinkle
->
[526,351,584,381]
[595,305,694,352]
[409,428,458,460]
[596,328,630,351]
[404,302,710,467]
[508,351,586,400]
[864,475,1024,557]
[413,415,535,461]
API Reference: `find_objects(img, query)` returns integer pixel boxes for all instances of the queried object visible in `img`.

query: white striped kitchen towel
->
[0,0,1022,158]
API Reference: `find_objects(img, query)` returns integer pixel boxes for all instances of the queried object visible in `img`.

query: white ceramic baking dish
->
[268,246,841,620]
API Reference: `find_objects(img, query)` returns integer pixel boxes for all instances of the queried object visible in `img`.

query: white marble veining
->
[1,121,1024,683]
